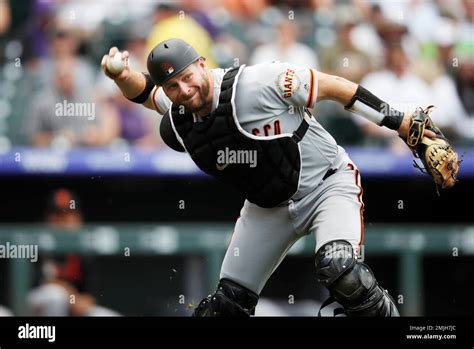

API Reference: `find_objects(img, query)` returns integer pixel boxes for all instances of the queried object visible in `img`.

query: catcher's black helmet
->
[147,38,201,86]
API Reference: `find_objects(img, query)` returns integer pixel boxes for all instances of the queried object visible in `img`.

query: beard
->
[182,93,206,112]
[180,71,211,113]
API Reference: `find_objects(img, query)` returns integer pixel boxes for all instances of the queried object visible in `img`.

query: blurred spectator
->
[374,18,408,51]
[355,43,432,153]
[205,1,268,66]
[407,16,452,123]
[180,0,220,39]
[375,0,440,42]
[69,293,121,316]
[26,281,121,316]
[366,1,474,144]
[459,0,474,44]
[348,4,385,66]
[26,282,71,316]
[430,70,471,142]
[413,15,473,142]
[45,188,83,231]
[219,0,268,20]
[0,0,11,34]
[101,90,162,148]
[453,0,474,141]
[319,5,371,83]
[24,58,119,148]
[395,0,442,44]
[53,0,154,40]
[430,16,458,74]
[308,4,369,145]
[146,4,218,69]
[3,0,472,148]
[0,304,13,316]
[35,26,96,100]
[26,188,121,317]
[311,0,338,51]
[249,17,319,68]
[26,0,56,60]
[42,188,85,293]
[450,45,474,142]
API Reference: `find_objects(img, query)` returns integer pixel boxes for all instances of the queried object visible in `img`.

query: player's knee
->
[315,240,357,287]
[315,240,399,316]
[315,240,371,302]
[192,278,258,317]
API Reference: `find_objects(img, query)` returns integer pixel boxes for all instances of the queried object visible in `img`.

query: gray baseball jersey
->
[154,61,364,295]
[154,61,340,200]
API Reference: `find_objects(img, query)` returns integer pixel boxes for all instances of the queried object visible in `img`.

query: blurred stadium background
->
[0,0,472,316]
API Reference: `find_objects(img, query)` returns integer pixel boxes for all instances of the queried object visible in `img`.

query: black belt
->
[323,168,337,181]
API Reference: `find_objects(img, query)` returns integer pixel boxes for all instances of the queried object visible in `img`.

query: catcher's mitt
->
[404,106,460,190]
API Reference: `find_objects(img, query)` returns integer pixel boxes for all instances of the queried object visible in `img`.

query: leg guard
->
[192,278,259,317]
[315,240,399,317]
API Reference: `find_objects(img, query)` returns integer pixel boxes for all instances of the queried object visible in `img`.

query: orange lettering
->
[254,120,281,136]
[263,124,272,136]
[274,120,281,135]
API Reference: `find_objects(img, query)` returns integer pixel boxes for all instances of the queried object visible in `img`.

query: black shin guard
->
[315,240,399,317]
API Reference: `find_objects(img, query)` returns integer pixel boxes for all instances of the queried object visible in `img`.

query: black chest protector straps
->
[167,65,311,208]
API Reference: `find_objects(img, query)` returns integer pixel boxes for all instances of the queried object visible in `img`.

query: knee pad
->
[315,240,399,317]
[192,278,259,317]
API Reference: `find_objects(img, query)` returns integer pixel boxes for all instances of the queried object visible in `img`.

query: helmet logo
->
[160,62,175,75]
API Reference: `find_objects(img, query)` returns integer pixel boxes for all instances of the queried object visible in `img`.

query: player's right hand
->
[101,47,130,81]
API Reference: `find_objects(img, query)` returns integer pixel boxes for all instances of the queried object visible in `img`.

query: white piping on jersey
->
[167,105,189,153]
[295,141,303,198]
[231,65,314,141]
[232,65,304,203]
[168,64,315,152]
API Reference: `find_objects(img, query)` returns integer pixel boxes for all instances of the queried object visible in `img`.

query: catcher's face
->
[162,58,212,114]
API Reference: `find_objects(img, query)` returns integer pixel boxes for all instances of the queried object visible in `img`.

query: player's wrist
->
[115,70,144,99]
[126,73,155,104]
[380,110,404,131]
[396,113,411,137]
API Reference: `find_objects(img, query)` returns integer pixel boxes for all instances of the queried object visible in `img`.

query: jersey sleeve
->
[258,61,318,110]
[152,86,172,116]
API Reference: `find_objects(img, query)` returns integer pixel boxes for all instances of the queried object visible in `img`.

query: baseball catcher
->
[102,38,459,317]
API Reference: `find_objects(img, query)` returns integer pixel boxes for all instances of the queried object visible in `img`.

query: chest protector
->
[169,65,310,208]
